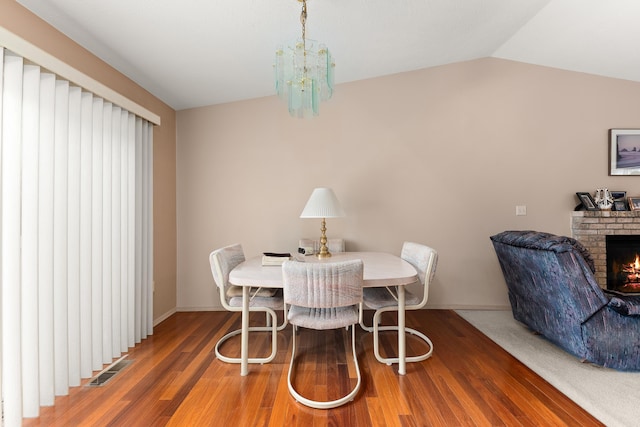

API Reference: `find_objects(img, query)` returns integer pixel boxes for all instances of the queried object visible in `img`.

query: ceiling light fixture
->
[274,0,334,118]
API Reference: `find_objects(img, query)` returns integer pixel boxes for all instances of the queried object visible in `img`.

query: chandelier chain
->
[300,0,307,51]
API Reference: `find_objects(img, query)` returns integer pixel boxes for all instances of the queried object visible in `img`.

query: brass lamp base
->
[316,218,332,259]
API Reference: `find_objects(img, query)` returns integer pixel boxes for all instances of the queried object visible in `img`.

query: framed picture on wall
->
[610,129,640,175]
[576,192,599,211]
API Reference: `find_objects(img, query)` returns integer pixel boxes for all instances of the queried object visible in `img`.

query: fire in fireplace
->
[606,235,640,293]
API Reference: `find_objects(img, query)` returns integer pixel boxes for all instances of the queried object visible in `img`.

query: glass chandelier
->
[275,0,335,118]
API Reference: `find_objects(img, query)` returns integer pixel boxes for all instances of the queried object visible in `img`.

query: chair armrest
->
[607,294,640,316]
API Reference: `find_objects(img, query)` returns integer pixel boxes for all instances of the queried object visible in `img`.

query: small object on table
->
[298,246,315,256]
[262,252,291,266]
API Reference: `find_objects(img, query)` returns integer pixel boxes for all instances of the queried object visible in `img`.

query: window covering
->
[0,48,154,425]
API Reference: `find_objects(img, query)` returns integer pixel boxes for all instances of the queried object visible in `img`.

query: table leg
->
[241,286,249,376]
[398,285,406,375]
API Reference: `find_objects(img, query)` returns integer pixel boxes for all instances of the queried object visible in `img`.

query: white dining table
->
[228,252,419,376]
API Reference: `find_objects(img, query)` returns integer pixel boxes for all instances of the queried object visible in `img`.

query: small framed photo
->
[610,129,640,175]
[612,191,627,211]
[576,192,598,211]
[611,191,627,200]
[614,200,628,211]
[628,197,640,211]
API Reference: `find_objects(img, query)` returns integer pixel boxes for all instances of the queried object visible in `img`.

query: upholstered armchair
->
[491,230,640,371]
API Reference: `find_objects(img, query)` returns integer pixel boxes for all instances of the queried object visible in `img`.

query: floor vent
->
[86,356,133,387]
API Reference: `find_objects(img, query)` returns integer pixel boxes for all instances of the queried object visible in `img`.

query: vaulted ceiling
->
[16,0,640,111]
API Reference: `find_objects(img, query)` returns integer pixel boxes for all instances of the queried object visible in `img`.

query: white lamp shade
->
[300,188,346,218]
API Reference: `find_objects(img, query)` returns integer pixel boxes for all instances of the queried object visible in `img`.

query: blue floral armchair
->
[490,230,640,371]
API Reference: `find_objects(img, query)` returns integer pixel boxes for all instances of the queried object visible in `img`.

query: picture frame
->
[611,190,627,200]
[628,197,640,211]
[614,200,628,211]
[611,191,627,210]
[610,129,640,175]
[576,192,598,211]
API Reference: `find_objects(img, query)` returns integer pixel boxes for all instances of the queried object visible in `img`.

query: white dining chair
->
[282,259,363,409]
[209,244,287,364]
[359,242,438,366]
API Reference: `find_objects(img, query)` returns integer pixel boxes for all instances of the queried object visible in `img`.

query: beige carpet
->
[456,310,640,427]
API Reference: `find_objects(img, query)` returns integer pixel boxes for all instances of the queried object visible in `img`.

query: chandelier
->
[274,0,335,118]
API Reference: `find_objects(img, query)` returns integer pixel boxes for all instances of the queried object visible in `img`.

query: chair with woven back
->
[359,241,438,366]
[209,243,287,364]
[282,259,364,409]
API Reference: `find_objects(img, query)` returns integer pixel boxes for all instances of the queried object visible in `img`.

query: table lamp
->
[300,187,345,259]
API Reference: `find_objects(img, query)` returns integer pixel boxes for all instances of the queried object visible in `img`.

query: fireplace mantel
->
[571,211,640,288]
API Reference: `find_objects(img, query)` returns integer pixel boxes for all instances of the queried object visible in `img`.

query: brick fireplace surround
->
[571,211,640,288]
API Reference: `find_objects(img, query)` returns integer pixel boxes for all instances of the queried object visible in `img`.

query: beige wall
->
[177,57,640,310]
[8,0,640,314]
[0,1,177,321]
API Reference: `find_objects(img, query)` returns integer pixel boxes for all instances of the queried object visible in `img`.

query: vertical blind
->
[0,48,154,425]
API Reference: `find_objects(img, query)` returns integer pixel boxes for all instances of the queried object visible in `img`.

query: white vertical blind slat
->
[67,85,82,387]
[79,91,93,378]
[2,50,24,427]
[0,48,154,424]
[21,63,41,418]
[127,115,136,347]
[38,71,56,406]
[91,97,104,371]
[141,122,149,337]
[0,47,4,425]
[111,107,122,359]
[102,102,113,364]
[120,110,130,352]
[146,123,154,334]
[134,118,142,342]
[53,79,70,397]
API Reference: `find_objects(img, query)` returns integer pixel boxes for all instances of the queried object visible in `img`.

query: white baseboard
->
[153,308,177,326]
[426,303,511,311]
[175,306,225,312]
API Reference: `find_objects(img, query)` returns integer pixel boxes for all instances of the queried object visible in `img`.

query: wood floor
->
[23,310,603,426]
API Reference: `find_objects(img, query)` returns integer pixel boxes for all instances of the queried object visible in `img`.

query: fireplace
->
[606,235,640,293]
[571,211,640,289]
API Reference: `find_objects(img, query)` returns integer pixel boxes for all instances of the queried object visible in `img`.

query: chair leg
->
[359,302,374,332]
[287,325,361,409]
[215,308,286,364]
[370,307,434,366]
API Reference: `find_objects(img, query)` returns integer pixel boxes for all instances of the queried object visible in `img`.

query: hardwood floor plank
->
[363,397,389,427]
[22,310,604,426]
